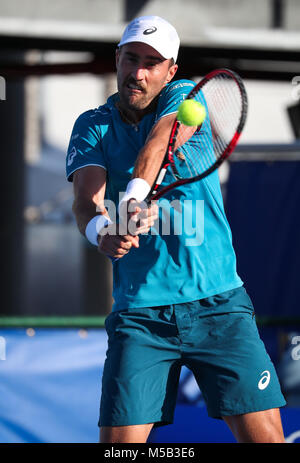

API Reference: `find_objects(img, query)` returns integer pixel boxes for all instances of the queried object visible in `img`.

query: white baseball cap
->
[118,16,180,63]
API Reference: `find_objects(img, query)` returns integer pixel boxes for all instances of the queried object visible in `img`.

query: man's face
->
[116,42,178,113]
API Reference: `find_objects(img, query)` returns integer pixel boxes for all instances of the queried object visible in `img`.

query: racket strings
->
[171,73,243,179]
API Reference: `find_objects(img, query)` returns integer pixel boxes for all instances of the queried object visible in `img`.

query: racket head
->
[150,68,248,201]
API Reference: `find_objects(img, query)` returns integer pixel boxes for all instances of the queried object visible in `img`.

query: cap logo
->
[143,27,157,35]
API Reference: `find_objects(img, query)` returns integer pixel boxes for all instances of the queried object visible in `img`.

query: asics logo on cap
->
[143,27,157,35]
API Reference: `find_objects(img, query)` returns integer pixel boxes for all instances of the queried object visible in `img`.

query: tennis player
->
[66,16,286,443]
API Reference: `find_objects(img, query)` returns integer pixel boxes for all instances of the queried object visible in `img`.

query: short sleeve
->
[66,110,107,182]
[155,80,196,122]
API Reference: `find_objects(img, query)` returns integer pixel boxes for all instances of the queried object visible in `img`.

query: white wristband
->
[85,215,113,246]
[118,178,151,215]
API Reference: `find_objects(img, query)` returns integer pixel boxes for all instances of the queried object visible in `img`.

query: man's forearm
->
[72,198,107,236]
[132,141,166,188]
[131,113,176,187]
[131,114,196,189]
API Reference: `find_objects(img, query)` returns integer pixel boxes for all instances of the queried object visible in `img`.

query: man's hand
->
[119,198,159,236]
[98,223,139,259]
[98,199,159,259]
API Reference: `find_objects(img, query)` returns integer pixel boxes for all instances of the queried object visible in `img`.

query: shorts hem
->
[98,416,174,428]
[207,396,287,419]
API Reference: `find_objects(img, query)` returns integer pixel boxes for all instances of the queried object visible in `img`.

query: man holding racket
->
[66,15,286,443]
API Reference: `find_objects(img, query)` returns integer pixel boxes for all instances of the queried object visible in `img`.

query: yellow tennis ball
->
[177,99,206,126]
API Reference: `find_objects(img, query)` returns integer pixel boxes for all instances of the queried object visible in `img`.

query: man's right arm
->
[72,165,143,258]
[72,165,107,236]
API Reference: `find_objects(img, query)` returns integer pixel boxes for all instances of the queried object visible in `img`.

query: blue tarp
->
[0,328,103,443]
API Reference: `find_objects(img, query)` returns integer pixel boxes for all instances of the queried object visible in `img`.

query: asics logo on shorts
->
[258,370,271,390]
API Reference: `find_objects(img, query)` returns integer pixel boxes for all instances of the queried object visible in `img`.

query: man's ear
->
[115,48,120,68]
[166,63,178,84]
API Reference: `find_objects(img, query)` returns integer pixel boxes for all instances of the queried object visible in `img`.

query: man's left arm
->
[133,113,177,187]
[119,96,196,229]
[124,112,196,204]
[117,113,176,231]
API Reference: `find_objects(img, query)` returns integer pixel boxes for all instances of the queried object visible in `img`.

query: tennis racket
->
[145,68,248,203]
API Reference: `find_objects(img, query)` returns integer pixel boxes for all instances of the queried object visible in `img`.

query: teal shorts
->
[99,286,286,427]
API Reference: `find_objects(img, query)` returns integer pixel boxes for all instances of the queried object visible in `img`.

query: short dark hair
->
[169,58,175,68]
